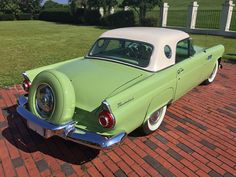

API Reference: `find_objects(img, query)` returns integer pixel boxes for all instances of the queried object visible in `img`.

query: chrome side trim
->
[16,95,126,149]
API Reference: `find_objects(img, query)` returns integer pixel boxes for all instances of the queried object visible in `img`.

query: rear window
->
[88,38,153,67]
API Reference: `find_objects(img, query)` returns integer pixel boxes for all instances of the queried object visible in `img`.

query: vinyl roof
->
[100,27,189,46]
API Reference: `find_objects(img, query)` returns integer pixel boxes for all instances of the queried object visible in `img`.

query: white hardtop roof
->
[99,27,190,72]
[100,27,189,46]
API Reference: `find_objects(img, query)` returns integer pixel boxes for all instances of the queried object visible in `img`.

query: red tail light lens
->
[22,79,31,92]
[98,110,115,129]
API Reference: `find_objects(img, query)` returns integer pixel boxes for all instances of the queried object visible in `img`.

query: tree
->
[0,0,21,15]
[68,0,88,9]
[20,0,42,14]
[87,0,117,15]
[42,0,61,9]
[0,0,42,15]
[87,0,99,9]
[68,0,88,16]
[69,0,118,16]
[100,0,117,15]
[122,0,163,24]
[30,0,43,14]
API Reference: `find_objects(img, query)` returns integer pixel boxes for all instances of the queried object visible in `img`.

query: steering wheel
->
[126,43,138,58]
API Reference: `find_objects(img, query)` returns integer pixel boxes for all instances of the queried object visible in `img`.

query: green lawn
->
[191,34,236,59]
[144,0,236,30]
[0,21,106,87]
[118,0,225,10]
[146,9,236,30]
[165,0,224,10]
[0,21,235,87]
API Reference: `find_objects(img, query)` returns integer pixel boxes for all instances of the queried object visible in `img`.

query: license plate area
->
[27,121,45,137]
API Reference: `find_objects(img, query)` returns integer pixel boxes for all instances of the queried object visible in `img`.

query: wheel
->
[28,70,75,125]
[140,105,167,135]
[204,61,219,85]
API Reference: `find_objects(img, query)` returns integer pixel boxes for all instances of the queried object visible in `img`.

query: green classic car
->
[17,27,224,149]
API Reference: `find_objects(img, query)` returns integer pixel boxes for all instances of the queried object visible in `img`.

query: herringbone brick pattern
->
[0,61,235,177]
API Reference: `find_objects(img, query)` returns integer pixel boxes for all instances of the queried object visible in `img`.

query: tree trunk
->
[108,5,112,15]
[103,6,107,16]
[139,6,147,25]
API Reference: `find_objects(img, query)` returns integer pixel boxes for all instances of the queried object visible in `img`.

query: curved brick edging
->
[0,62,236,177]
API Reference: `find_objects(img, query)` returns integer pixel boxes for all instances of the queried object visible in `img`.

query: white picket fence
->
[103,0,236,37]
[160,0,236,37]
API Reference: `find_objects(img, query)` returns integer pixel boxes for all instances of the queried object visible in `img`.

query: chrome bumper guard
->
[16,95,126,149]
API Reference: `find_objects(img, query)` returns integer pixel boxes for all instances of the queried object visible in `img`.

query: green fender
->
[143,87,174,123]
[28,70,75,125]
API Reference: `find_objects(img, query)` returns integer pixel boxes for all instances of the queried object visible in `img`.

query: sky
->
[42,0,69,5]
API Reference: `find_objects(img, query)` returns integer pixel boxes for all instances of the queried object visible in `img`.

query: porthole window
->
[164,45,172,59]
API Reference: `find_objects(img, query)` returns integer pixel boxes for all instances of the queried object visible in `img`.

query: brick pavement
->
[0,61,235,177]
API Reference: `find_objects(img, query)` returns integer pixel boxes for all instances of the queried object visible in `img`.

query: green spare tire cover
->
[28,70,75,125]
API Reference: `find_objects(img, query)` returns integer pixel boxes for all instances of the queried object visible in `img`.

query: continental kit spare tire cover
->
[28,70,75,125]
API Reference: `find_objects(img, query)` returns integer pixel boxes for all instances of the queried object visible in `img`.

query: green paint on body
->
[25,44,224,136]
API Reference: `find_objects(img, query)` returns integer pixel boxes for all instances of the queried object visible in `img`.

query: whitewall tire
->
[204,61,219,84]
[140,105,167,135]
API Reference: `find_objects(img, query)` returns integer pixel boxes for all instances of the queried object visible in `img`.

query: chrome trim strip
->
[101,100,116,129]
[17,95,126,149]
[22,72,28,79]
[102,100,112,112]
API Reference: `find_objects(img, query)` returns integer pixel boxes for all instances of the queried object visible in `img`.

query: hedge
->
[74,8,86,23]
[101,10,135,28]
[39,8,101,25]
[0,13,39,21]
[33,14,40,20]
[0,9,134,27]
[0,14,15,21]
[39,9,74,23]
[17,13,32,20]
[141,17,158,27]
[84,9,101,25]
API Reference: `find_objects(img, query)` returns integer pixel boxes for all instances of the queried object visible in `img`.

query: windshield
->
[88,38,153,67]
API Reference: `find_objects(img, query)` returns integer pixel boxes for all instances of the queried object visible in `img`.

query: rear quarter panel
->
[202,44,225,80]
[106,66,177,134]
[106,44,224,135]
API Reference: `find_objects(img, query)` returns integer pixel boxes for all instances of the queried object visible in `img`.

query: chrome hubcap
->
[36,84,54,119]
[149,110,161,125]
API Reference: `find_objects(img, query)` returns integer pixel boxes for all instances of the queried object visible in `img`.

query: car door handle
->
[177,68,184,74]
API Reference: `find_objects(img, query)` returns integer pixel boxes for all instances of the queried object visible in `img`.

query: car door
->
[174,38,203,100]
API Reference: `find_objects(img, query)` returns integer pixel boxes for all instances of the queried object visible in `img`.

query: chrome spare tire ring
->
[36,83,55,119]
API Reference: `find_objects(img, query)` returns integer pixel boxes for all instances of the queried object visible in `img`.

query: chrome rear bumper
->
[16,95,126,149]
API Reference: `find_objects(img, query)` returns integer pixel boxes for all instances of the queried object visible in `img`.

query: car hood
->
[55,58,152,111]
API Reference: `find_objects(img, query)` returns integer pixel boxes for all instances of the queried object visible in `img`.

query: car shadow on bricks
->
[1,105,100,165]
